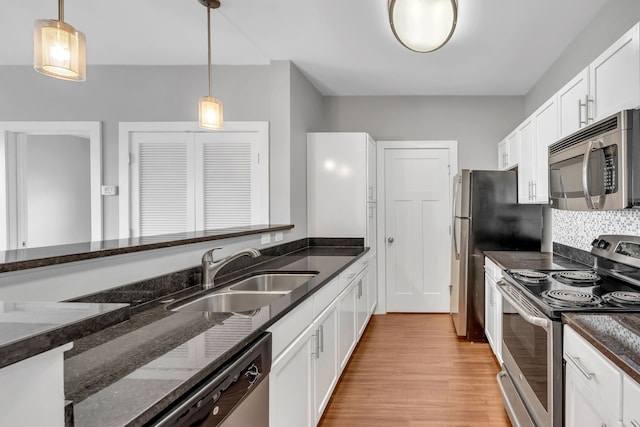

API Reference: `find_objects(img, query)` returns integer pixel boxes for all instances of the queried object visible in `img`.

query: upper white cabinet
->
[498,131,518,170]
[517,116,535,203]
[558,68,589,138]
[498,138,508,169]
[308,132,377,246]
[558,23,640,139]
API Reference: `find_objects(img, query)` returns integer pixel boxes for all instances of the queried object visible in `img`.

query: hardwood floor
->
[318,314,511,427]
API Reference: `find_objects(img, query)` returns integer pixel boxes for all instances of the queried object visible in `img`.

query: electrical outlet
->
[274,232,283,242]
[260,234,271,245]
[101,185,118,196]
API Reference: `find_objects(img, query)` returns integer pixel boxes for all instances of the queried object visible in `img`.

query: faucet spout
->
[201,247,261,290]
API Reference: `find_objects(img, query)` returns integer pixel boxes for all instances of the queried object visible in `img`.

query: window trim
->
[119,122,269,239]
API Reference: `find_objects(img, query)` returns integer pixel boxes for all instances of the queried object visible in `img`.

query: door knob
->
[387,237,394,243]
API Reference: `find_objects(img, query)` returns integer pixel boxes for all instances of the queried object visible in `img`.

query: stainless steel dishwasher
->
[150,333,271,426]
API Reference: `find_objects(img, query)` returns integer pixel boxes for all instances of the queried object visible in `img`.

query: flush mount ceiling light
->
[34,0,86,81]
[198,0,224,130]
[389,0,457,53]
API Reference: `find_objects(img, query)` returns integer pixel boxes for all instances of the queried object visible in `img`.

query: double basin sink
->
[170,271,318,314]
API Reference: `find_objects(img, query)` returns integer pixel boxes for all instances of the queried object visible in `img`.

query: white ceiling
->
[1,0,609,96]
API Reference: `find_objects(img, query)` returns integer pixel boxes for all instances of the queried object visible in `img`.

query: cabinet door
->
[337,282,357,372]
[367,136,377,203]
[532,97,557,203]
[565,363,621,427]
[366,203,376,252]
[497,139,508,170]
[558,68,589,138]
[484,272,494,350]
[517,117,535,204]
[270,326,314,427]
[313,303,338,424]
[356,269,370,338]
[368,256,378,315]
[506,131,518,169]
[623,376,640,427]
[590,23,640,122]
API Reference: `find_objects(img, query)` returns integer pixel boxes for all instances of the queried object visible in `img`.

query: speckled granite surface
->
[0,301,130,369]
[563,313,640,384]
[484,251,590,271]
[65,244,367,426]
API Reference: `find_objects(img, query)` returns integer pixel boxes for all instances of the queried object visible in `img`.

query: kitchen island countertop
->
[563,313,640,384]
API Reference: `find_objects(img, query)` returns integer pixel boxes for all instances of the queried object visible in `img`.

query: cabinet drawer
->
[624,376,640,427]
[313,278,339,319]
[338,258,368,293]
[563,326,623,418]
[268,297,314,358]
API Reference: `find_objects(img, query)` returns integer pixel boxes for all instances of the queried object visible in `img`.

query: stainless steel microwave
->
[548,109,640,210]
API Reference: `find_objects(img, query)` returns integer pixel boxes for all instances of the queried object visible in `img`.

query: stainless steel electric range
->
[496,234,640,427]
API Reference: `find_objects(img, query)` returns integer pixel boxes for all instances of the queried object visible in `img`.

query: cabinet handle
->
[368,186,373,200]
[586,96,594,123]
[318,324,324,353]
[312,332,320,359]
[357,280,363,298]
[579,98,588,127]
[630,420,640,427]
[347,273,356,280]
[566,354,595,380]
[532,181,536,200]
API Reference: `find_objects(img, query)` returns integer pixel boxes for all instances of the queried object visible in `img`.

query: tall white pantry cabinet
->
[307,132,377,254]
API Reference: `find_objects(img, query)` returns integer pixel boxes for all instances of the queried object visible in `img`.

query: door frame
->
[375,140,458,314]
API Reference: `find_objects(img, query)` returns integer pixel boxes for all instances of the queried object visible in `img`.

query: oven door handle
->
[496,281,550,330]
[581,139,603,210]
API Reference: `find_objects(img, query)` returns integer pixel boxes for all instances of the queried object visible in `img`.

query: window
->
[120,122,269,238]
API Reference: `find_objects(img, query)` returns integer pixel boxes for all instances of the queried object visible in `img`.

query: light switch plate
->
[260,234,271,244]
[275,232,283,242]
[101,185,118,196]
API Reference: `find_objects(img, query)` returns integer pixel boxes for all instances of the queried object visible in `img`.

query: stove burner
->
[553,271,601,286]
[540,289,603,307]
[511,270,550,284]
[602,291,640,307]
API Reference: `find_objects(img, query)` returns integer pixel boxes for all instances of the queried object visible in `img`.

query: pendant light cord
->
[207,6,212,98]
[59,0,64,22]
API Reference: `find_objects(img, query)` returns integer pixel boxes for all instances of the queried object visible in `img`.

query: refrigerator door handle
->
[452,176,461,260]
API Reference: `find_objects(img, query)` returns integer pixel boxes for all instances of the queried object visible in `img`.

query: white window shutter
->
[195,132,254,229]
[131,133,195,237]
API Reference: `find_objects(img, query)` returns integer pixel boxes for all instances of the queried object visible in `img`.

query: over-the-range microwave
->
[548,109,640,210]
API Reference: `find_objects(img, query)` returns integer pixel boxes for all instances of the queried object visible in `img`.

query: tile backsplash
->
[553,209,640,251]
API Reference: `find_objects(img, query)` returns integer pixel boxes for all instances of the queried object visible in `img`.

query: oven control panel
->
[591,235,640,268]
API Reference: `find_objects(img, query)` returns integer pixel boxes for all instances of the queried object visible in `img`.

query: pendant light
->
[389,0,457,53]
[34,0,86,81]
[198,0,224,130]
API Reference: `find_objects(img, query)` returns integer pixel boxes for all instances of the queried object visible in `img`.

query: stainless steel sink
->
[170,271,318,313]
[175,291,288,313]
[229,272,316,292]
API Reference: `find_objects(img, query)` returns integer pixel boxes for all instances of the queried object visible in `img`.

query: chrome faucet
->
[201,247,261,290]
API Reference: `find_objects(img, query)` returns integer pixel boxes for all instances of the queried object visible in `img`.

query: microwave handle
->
[581,139,603,210]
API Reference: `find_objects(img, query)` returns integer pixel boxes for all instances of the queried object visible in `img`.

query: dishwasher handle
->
[150,333,272,426]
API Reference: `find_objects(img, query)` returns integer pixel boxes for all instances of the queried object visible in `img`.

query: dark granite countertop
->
[65,244,367,426]
[0,224,293,273]
[484,251,589,271]
[0,301,130,369]
[563,313,640,384]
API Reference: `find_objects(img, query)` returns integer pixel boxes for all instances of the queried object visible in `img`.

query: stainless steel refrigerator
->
[450,170,542,341]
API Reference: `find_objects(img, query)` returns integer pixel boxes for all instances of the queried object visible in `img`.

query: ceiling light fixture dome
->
[198,0,224,130]
[389,0,457,53]
[34,0,86,81]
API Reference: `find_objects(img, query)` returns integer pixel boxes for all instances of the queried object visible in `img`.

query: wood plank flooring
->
[318,314,511,427]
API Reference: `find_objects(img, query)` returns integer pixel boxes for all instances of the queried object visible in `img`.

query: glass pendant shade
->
[389,0,457,53]
[34,19,86,81]
[199,96,224,130]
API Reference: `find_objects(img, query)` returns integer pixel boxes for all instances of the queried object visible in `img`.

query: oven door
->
[496,282,562,427]
[549,139,622,211]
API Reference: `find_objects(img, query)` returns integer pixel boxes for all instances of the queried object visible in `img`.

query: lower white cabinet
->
[623,376,640,427]
[269,260,375,426]
[367,254,377,315]
[484,257,502,364]
[565,361,621,427]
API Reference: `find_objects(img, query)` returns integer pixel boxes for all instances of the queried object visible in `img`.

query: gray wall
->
[525,0,640,115]
[323,96,525,170]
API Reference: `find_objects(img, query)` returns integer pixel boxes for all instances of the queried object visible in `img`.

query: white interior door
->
[384,147,451,312]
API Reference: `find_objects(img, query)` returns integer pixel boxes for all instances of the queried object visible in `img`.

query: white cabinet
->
[307,132,377,247]
[312,302,338,424]
[367,254,378,315]
[558,23,640,139]
[558,68,590,138]
[483,257,502,364]
[517,96,557,204]
[498,132,518,170]
[270,324,315,427]
[623,376,640,427]
[564,325,623,427]
[337,280,357,372]
[355,268,370,338]
[498,138,508,170]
